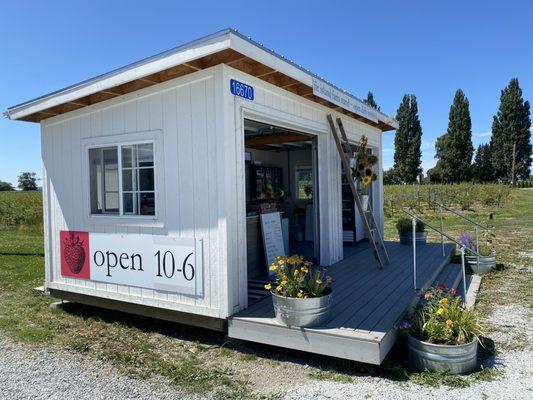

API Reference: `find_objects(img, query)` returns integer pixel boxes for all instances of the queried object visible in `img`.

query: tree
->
[0,181,14,191]
[426,165,443,183]
[394,94,423,183]
[364,91,380,111]
[473,144,494,182]
[434,89,474,183]
[490,78,532,181]
[383,168,402,185]
[17,172,39,191]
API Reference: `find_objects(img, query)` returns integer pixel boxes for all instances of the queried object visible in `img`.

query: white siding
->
[41,67,228,318]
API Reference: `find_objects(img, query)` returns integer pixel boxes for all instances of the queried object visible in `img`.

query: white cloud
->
[382,148,393,153]
[473,131,492,137]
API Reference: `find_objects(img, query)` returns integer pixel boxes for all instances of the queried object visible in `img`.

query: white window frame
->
[81,130,164,227]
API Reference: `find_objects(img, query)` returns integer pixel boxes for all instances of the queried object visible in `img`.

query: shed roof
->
[4,28,398,131]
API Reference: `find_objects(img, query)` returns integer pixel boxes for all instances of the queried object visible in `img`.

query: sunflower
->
[364,167,373,177]
[362,176,372,186]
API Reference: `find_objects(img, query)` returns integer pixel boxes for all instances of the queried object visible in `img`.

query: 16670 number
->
[230,79,254,101]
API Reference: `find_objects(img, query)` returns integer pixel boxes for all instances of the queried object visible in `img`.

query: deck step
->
[432,263,463,291]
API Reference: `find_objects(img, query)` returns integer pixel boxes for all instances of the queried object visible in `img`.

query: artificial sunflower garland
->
[352,134,378,194]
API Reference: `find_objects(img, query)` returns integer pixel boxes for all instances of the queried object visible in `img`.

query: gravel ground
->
[0,338,189,400]
[284,303,533,400]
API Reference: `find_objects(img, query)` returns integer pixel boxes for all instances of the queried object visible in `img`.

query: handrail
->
[401,208,481,257]
[402,207,476,302]
[432,201,491,232]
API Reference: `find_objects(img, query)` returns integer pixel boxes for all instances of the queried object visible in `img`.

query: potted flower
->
[352,134,378,210]
[265,255,333,328]
[396,217,427,245]
[402,285,483,374]
[458,230,496,275]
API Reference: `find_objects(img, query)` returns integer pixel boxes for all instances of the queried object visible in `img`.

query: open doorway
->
[243,119,319,303]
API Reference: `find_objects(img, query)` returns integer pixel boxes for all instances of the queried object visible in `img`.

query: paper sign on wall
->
[260,212,286,276]
[60,231,203,296]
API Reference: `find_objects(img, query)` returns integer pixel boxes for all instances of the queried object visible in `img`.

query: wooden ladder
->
[326,114,390,270]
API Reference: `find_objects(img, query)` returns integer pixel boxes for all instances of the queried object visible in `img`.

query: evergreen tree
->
[473,143,494,182]
[364,91,380,110]
[394,94,423,183]
[434,89,474,183]
[490,78,532,181]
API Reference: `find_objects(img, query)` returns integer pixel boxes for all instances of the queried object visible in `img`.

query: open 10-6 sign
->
[60,231,203,296]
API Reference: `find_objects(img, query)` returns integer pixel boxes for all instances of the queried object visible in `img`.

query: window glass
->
[89,142,155,216]
[296,167,313,200]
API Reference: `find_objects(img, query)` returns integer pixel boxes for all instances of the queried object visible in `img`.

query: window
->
[295,166,313,200]
[89,143,155,216]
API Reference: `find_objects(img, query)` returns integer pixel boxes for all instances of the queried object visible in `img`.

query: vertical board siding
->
[42,69,226,318]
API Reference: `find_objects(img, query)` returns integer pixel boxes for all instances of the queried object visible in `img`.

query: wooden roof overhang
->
[5,29,398,131]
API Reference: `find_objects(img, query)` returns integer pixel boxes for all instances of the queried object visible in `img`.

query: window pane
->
[297,168,313,200]
[105,192,119,213]
[103,148,118,192]
[138,168,154,191]
[137,143,154,167]
[139,192,155,215]
[121,146,133,168]
[122,169,133,191]
[123,193,135,214]
[89,148,103,213]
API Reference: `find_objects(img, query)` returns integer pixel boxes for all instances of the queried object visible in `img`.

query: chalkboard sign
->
[260,212,286,276]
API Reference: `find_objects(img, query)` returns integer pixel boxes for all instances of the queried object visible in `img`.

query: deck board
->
[228,242,455,365]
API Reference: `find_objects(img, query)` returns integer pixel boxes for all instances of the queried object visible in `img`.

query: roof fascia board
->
[6,32,232,120]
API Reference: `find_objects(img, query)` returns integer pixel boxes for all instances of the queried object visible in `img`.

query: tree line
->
[0,172,39,191]
[363,78,532,185]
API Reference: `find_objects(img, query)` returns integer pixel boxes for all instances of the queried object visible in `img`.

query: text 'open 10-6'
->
[230,78,254,101]
[60,231,203,296]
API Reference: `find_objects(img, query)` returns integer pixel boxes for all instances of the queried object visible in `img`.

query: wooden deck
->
[228,242,455,365]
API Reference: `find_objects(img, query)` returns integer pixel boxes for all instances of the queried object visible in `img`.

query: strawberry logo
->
[63,235,86,274]
[60,231,90,279]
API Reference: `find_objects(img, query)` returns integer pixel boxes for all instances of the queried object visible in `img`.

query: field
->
[0,187,531,398]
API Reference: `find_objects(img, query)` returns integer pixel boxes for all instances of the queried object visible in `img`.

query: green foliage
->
[426,166,443,183]
[408,287,483,345]
[17,172,39,191]
[383,168,402,185]
[490,78,532,180]
[267,255,332,298]
[363,91,380,111]
[434,89,474,183]
[396,217,425,232]
[0,191,43,228]
[473,144,494,182]
[394,94,423,183]
[0,181,14,191]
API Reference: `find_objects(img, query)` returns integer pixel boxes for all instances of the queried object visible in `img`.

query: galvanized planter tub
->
[407,334,478,374]
[466,254,496,275]
[271,292,332,328]
[399,231,427,246]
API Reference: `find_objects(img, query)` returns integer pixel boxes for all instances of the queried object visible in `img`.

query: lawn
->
[0,188,531,398]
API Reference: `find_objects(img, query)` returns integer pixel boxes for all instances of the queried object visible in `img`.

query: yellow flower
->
[363,176,372,186]
[281,279,287,285]
[264,283,272,290]
[301,267,309,274]
[276,285,283,292]
[436,308,444,315]
[439,298,449,305]
[446,319,454,327]
[297,292,303,298]
[269,264,277,271]
[294,269,299,276]
[316,279,322,285]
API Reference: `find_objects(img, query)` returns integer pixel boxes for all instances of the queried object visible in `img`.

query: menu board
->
[260,212,286,276]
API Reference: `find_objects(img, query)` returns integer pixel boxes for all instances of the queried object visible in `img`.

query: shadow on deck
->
[228,241,455,365]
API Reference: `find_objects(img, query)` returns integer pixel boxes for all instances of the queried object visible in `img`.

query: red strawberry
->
[63,235,86,274]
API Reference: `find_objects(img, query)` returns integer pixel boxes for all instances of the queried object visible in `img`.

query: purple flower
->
[458,232,476,250]
[399,320,412,330]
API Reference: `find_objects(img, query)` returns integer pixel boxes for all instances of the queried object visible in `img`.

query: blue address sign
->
[230,79,254,101]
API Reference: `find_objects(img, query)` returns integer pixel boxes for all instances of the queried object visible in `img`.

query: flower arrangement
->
[265,255,332,298]
[458,228,495,257]
[402,285,483,345]
[396,217,425,233]
[352,134,378,194]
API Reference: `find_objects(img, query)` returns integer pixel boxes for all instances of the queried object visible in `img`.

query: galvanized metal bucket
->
[407,334,478,374]
[466,254,496,275]
[399,231,427,246]
[271,292,332,328]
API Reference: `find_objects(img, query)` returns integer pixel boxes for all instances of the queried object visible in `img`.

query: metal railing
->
[402,208,482,302]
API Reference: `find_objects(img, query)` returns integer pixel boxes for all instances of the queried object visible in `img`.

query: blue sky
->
[1,1,532,185]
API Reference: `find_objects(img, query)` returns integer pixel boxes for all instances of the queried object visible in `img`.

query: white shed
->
[5,30,426,365]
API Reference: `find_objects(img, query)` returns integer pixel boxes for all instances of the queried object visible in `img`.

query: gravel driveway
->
[0,338,188,400]
[1,301,531,399]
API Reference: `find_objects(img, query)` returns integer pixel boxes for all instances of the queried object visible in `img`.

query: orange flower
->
[424,293,431,300]
[446,319,454,327]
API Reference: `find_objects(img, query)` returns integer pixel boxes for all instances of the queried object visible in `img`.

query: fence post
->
[412,217,417,292]
[474,225,480,270]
